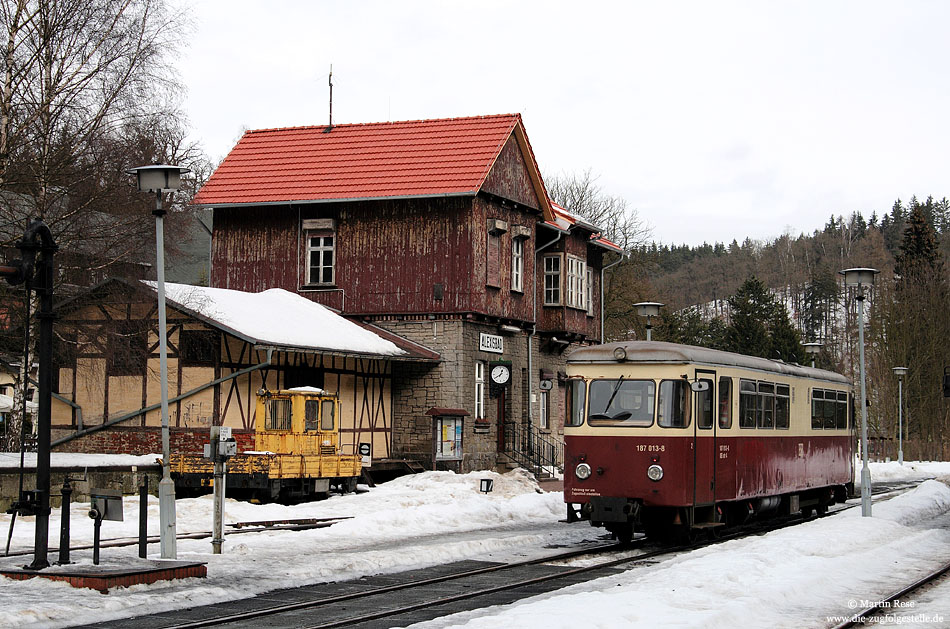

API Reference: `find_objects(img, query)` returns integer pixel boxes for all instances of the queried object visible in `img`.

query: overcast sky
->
[179,1,949,247]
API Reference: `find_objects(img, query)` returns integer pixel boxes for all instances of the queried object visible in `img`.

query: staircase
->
[500,422,563,481]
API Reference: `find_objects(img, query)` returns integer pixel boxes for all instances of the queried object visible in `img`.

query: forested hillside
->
[602,196,950,460]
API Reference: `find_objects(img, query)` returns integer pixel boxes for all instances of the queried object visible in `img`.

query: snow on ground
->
[0,461,949,628]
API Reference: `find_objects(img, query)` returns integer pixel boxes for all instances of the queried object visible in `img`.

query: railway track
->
[2,516,352,558]
[829,559,950,628]
[77,510,831,629]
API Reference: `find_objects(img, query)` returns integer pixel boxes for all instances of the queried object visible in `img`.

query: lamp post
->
[893,366,908,465]
[840,267,879,517]
[633,302,663,341]
[127,164,190,559]
[803,342,822,368]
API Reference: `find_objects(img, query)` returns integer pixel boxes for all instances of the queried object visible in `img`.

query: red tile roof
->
[194,114,547,209]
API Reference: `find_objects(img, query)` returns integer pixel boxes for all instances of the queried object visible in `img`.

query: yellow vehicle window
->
[321,400,335,431]
[305,400,320,431]
[265,399,291,431]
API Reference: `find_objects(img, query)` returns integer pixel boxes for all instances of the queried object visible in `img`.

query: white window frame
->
[566,255,587,309]
[539,390,549,430]
[474,361,486,419]
[586,268,594,316]
[306,232,335,285]
[511,238,524,292]
[543,254,561,306]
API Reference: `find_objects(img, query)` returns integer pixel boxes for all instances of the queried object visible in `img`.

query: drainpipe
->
[530,230,563,424]
[600,251,626,343]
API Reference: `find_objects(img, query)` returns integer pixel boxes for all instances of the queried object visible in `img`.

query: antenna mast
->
[327,65,333,131]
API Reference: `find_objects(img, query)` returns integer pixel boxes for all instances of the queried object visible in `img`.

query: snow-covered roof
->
[143,282,407,358]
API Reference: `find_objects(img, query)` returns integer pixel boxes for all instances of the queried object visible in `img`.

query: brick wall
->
[51,426,255,456]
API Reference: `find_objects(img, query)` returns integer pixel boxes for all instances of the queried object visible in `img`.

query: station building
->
[194,114,621,474]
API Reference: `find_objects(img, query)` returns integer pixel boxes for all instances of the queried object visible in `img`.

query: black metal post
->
[92,513,102,565]
[139,474,148,559]
[58,479,72,564]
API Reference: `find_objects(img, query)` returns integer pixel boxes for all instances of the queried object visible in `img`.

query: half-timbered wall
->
[51,293,393,459]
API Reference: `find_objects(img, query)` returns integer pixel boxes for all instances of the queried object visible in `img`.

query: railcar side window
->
[658,380,690,428]
[588,379,655,427]
[757,382,775,429]
[823,390,836,429]
[697,379,714,429]
[565,379,587,427]
[811,389,824,429]
[718,377,732,429]
[835,391,848,429]
[265,398,292,431]
[775,384,790,429]
[739,379,756,428]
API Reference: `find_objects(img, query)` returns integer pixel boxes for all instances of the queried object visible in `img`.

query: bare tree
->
[0,0,206,451]
[545,168,651,250]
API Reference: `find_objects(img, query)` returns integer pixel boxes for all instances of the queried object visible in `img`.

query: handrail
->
[502,422,563,480]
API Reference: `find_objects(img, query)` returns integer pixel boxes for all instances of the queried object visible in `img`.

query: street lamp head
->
[892,366,908,377]
[126,164,190,193]
[839,267,879,288]
[634,302,664,318]
[803,342,822,355]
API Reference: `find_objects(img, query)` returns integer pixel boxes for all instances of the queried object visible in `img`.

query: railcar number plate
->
[636,444,665,453]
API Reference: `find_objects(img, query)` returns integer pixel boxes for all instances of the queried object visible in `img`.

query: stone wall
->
[379,318,578,474]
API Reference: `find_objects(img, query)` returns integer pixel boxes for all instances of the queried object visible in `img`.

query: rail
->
[502,422,563,480]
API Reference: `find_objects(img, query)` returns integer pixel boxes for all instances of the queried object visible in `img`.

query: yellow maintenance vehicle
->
[171,387,362,502]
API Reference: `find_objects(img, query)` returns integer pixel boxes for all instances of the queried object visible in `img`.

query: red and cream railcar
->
[563,341,854,542]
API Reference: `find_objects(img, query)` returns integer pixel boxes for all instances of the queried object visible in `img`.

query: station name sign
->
[479,333,504,354]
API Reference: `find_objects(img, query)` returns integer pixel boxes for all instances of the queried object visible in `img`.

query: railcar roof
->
[568,341,851,386]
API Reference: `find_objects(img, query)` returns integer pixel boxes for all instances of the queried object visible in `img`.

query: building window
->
[434,416,463,460]
[474,361,486,419]
[109,321,147,376]
[179,330,217,366]
[539,390,549,429]
[586,268,594,315]
[543,255,561,305]
[566,255,587,309]
[306,232,335,285]
[511,238,524,292]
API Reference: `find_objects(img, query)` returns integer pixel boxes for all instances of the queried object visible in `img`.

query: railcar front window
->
[588,379,655,426]
[658,380,690,428]
[566,379,587,427]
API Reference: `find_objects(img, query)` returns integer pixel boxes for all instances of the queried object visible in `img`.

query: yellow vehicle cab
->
[171,387,361,502]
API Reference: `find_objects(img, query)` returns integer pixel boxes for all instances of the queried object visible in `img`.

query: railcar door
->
[693,370,717,506]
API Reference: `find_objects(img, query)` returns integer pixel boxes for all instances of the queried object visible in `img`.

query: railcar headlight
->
[575,463,592,480]
[646,464,664,482]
